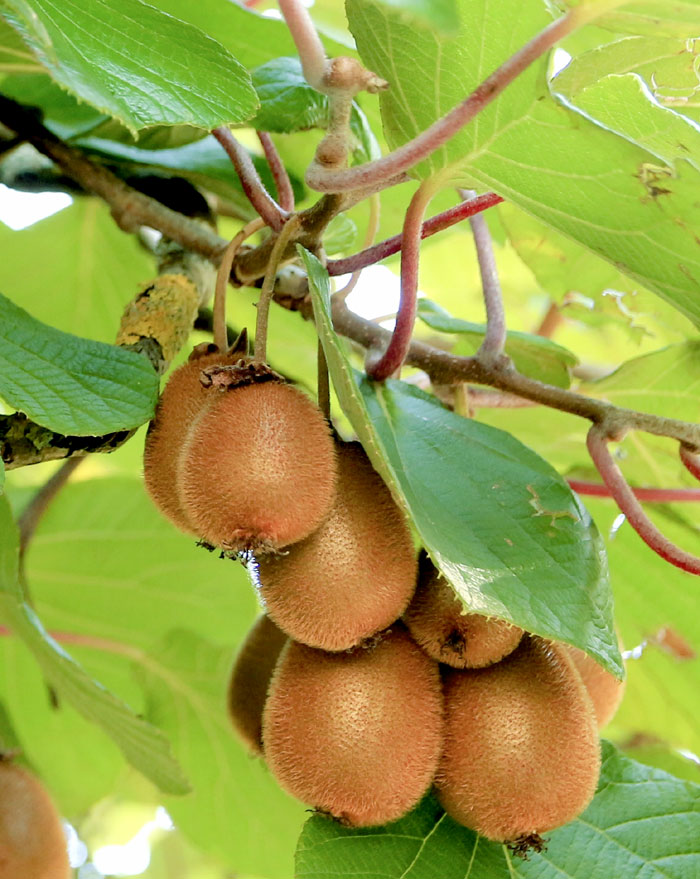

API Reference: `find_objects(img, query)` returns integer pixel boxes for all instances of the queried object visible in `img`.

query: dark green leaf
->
[301,248,620,676]
[0,0,258,132]
[0,494,189,795]
[296,742,700,879]
[418,299,577,387]
[0,291,159,435]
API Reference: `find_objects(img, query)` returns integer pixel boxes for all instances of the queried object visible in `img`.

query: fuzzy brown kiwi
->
[256,442,417,651]
[436,634,600,844]
[227,615,288,755]
[404,553,523,668]
[143,343,235,534]
[0,760,70,878]
[262,626,443,827]
[564,644,625,729]
[178,378,336,553]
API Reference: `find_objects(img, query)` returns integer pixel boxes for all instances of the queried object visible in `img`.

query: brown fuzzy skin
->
[178,381,336,552]
[262,626,443,827]
[436,634,600,842]
[564,644,625,729]
[0,762,70,879]
[257,442,417,650]
[227,615,288,755]
[404,555,523,668]
[143,345,230,534]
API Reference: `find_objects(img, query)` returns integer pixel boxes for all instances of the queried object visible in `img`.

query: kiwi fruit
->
[0,760,70,878]
[178,378,336,552]
[436,634,600,844]
[143,343,233,534]
[227,614,288,755]
[262,626,443,826]
[404,553,523,668]
[564,644,625,729]
[256,442,417,651]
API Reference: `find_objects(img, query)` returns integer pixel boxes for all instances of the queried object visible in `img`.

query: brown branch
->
[327,192,503,275]
[212,127,288,230]
[586,426,700,575]
[680,445,700,482]
[257,131,295,212]
[567,479,700,503]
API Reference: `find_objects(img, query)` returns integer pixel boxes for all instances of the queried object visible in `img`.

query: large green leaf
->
[138,630,306,879]
[371,0,460,33]
[594,0,700,38]
[346,0,700,327]
[0,291,159,435]
[0,199,156,343]
[0,494,189,795]
[296,742,700,879]
[418,298,577,387]
[0,0,258,132]
[301,248,621,676]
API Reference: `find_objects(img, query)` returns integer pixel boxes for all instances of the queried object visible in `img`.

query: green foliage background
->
[0,0,698,876]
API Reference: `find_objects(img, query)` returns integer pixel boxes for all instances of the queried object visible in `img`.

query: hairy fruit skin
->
[404,554,523,668]
[564,644,625,729]
[257,442,417,650]
[227,615,288,755]
[0,762,70,879]
[179,380,336,552]
[143,345,233,534]
[262,627,443,826]
[436,635,600,842]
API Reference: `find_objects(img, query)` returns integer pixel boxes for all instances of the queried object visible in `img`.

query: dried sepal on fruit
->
[436,634,600,846]
[227,614,288,755]
[564,643,625,729]
[404,553,523,668]
[0,759,70,879]
[257,442,417,650]
[262,626,443,827]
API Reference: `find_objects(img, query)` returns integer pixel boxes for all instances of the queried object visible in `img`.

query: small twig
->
[213,218,265,351]
[335,192,381,301]
[212,127,288,231]
[18,458,84,557]
[255,215,303,362]
[366,179,438,380]
[257,131,295,212]
[568,479,700,503]
[680,445,700,482]
[305,7,595,193]
[461,189,507,364]
[277,0,328,89]
[327,192,503,275]
[535,301,563,338]
[586,426,700,575]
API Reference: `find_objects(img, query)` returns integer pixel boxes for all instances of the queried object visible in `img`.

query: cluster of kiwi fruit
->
[0,757,71,878]
[143,342,624,848]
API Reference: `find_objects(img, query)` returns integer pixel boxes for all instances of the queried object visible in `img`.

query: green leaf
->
[0,291,159,435]
[301,248,621,677]
[595,1,700,38]
[0,494,189,795]
[554,72,700,172]
[417,298,578,387]
[0,0,258,132]
[296,742,700,879]
[587,341,700,423]
[366,0,461,34]
[346,0,700,328]
[138,629,306,879]
[0,199,156,343]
